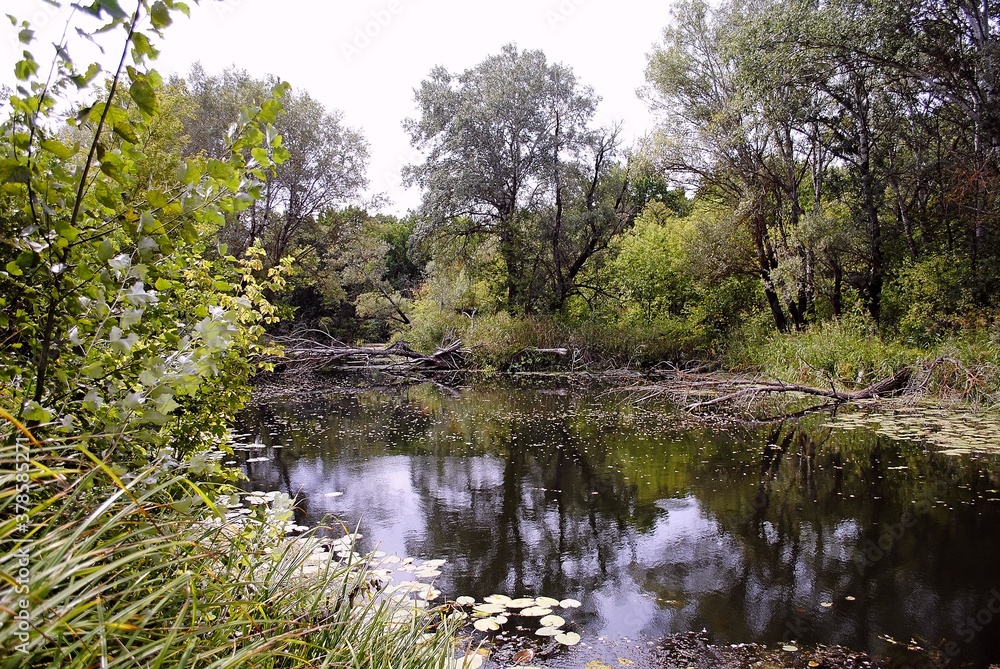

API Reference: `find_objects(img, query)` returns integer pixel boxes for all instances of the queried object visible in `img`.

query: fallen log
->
[268,330,466,372]
[684,367,912,411]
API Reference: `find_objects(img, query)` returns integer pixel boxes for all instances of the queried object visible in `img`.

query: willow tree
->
[182,65,370,266]
[404,44,632,313]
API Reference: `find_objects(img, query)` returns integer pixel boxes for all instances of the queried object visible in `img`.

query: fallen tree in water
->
[684,367,912,410]
[267,329,466,373]
[618,365,915,419]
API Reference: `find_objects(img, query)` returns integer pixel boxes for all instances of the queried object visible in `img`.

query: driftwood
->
[616,367,914,420]
[685,367,912,411]
[268,329,465,373]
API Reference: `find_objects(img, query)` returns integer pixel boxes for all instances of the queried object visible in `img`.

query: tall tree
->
[181,65,369,265]
[403,44,629,313]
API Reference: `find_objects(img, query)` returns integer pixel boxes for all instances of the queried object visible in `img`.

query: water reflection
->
[237,384,1000,666]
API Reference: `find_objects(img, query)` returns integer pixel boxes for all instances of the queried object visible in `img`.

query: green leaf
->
[129,77,158,116]
[14,54,38,81]
[40,138,77,160]
[81,362,104,379]
[5,261,23,277]
[150,1,172,29]
[95,0,128,20]
[207,160,235,181]
[0,159,30,184]
[71,62,102,88]
[131,32,159,60]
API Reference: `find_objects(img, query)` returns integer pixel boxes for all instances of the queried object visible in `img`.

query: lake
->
[236,383,1000,668]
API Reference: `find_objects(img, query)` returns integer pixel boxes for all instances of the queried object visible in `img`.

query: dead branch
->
[685,368,912,411]
[268,331,466,373]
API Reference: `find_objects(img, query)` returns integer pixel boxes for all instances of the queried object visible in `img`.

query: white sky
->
[2,0,676,214]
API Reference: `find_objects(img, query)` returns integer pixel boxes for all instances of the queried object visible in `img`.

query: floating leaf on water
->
[520,606,552,617]
[821,602,833,608]
[539,614,565,628]
[455,596,476,606]
[555,631,581,646]
[485,594,512,605]
[782,645,798,652]
[454,653,484,669]
[845,596,856,601]
[535,626,560,636]
[423,559,447,568]
[535,596,560,607]
[511,648,535,664]
[473,617,501,632]
[506,597,536,609]
[473,603,507,615]
[559,598,582,608]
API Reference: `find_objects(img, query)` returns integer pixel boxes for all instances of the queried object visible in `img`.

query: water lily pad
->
[539,614,565,628]
[473,603,507,615]
[485,594,512,605]
[455,596,476,606]
[473,617,501,632]
[559,598,582,608]
[506,597,536,609]
[454,653,484,669]
[535,626,561,636]
[519,606,552,617]
[535,596,561,607]
[555,631,581,646]
[782,645,798,652]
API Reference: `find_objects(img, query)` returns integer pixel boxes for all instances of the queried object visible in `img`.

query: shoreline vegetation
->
[266,315,1000,416]
[3,0,999,667]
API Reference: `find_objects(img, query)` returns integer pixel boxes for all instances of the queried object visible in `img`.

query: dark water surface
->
[237,384,1000,667]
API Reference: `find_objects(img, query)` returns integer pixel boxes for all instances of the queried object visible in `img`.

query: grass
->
[724,318,1000,408]
[0,414,459,669]
[407,310,719,371]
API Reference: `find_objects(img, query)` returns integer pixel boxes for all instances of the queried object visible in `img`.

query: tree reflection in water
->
[237,384,1000,666]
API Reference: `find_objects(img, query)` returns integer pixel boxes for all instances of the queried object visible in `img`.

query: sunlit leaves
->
[129,76,158,116]
[0,0,294,462]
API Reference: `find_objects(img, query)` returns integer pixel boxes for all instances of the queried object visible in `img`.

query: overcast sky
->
[3,0,677,214]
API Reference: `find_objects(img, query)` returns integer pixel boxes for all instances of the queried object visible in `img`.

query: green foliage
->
[0,431,458,668]
[726,314,921,387]
[882,255,982,344]
[608,201,695,323]
[0,2,291,462]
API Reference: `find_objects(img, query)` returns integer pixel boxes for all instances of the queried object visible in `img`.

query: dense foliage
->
[0,2,454,667]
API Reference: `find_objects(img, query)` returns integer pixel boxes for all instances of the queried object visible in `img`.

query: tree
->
[0,0,289,458]
[181,65,369,266]
[404,43,632,313]
[643,0,807,331]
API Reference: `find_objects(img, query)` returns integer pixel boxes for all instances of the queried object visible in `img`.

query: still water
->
[237,384,1000,667]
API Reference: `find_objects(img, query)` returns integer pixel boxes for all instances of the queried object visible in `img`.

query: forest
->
[1,0,999,667]
[59,0,995,390]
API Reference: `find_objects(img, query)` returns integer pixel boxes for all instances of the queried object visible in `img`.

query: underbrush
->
[407,310,719,371]
[406,307,1000,407]
[0,416,458,669]
[725,318,1000,408]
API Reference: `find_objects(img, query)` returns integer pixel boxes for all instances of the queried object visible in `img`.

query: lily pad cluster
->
[459,593,583,646]
[823,406,1000,455]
